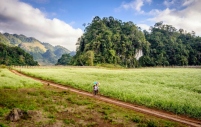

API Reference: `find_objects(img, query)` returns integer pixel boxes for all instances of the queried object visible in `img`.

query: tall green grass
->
[0,69,42,89]
[17,67,201,119]
[0,86,182,127]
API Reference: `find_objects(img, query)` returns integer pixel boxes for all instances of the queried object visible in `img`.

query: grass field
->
[0,68,183,127]
[16,67,201,120]
[0,68,42,89]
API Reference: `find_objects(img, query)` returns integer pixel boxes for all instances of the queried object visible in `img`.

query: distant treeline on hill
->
[0,43,38,66]
[66,16,201,67]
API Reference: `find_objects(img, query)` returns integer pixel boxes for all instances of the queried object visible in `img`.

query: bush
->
[0,65,7,68]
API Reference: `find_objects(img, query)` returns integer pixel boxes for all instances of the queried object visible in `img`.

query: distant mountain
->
[0,33,10,45]
[0,32,71,65]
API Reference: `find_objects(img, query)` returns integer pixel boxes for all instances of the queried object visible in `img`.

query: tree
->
[0,43,38,66]
[56,54,72,65]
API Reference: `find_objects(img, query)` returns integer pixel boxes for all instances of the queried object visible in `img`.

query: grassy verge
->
[16,67,201,120]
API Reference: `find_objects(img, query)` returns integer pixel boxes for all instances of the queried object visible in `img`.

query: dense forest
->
[71,16,149,67]
[141,21,201,66]
[0,43,38,66]
[56,53,72,65]
[67,16,201,67]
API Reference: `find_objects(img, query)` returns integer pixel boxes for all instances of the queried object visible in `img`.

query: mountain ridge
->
[0,32,71,65]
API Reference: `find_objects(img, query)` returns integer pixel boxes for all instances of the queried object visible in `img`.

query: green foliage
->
[96,63,123,68]
[0,65,7,68]
[56,53,72,65]
[142,21,201,66]
[0,43,38,66]
[84,50,94,66]
[0,33,10,45]
[63,119,75,125]
[0,123,7,127]
[0,69,42,89]
[0,108,9,117]
[72,18,201,67]
[72,16,149,67]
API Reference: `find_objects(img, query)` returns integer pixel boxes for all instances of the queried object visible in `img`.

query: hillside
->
[0,43,38,66]
[72,16,149,67]
[141,21,201,66]
[0,32,71,65]
[72,16,201,67]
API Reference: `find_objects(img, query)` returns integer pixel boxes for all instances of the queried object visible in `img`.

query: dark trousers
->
[94,90,98,95]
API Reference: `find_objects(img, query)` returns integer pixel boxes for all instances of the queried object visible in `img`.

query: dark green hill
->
[141,22,201,66]
[72,16,149,67]
[0,32,71,65]
[71,17,201,67]
[0,43,38,66]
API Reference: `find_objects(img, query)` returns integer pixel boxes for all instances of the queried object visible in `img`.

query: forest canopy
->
[69,17,201,67]
[142,21,201,66]
[71,16,150,67]
[0,43,38,66]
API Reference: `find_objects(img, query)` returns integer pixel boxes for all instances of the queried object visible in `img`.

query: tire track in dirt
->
[11,70,201,127]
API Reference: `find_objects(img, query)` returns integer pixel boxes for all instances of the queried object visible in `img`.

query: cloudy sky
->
[0,0,201,51]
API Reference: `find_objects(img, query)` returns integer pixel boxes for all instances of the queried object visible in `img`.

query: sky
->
[0,0,201,51]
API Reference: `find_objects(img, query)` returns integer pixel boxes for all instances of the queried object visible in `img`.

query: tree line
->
[141,21,201,66]
[0,43,38,66]
[57,16,201,67]
[58,16,149,67]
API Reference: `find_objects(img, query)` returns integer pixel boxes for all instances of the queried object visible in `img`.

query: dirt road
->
[11,70,201,127]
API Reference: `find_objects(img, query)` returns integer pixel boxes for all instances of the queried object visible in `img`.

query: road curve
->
[11,70,201,127]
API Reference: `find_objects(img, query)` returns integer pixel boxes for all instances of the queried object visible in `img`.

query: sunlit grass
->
[0,68,42,88]
[0,67,185,126]
[16,67,201,119]
[0,68,42,89]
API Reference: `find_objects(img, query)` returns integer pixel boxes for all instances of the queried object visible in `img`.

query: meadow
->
[0,68,183,127]
[16,67,201,120]
[0,68,42,89]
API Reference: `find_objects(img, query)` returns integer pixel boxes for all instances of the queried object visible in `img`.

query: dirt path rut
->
[11,70,201,127]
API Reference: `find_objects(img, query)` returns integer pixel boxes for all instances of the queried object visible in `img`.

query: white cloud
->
[149,0,201,36]
[182,0,194,6]
[118,0,152,13]
[145,0,152,4]
[0,0,83,51]
[137,23,150,31]
[164,0,195,7]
